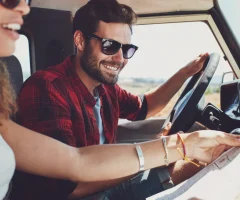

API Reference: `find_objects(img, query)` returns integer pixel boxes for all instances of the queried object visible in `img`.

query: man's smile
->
[103,64,118,71]
[101,63,122,75]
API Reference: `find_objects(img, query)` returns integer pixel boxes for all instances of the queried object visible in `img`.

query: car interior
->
[1,0,240,143]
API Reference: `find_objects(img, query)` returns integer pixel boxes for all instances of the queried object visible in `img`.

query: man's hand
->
[180,53,209,78]
[156,122,172,138]
[144,53,209,119]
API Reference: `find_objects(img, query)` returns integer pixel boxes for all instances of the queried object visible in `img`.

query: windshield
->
[218,0,240,44]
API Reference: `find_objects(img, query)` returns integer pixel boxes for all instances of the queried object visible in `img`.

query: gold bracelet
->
[162,137,169,166]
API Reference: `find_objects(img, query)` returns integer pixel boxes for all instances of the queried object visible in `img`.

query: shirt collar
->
[63,56,106,106]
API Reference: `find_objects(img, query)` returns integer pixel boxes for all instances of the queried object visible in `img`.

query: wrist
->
[165,134,184,163]
[183,133,195,159]
[168,132,201,168]
[178,67,191,79]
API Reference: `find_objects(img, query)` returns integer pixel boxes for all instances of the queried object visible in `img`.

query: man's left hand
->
[181,53,209,78]
[156,122,172,138]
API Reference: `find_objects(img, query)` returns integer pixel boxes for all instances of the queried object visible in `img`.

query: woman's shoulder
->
[0,135,15,199]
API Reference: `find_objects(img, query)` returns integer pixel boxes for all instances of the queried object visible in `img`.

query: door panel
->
[116,118,206,143]
[22,7,75,72]
[116,118,165,143]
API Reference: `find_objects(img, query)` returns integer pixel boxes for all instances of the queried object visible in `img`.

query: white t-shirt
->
[0,135,15,200]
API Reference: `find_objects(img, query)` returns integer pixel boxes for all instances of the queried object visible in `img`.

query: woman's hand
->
[184,130,240,163]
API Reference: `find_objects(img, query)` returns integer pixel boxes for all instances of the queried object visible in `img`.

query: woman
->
[1,0,240,199]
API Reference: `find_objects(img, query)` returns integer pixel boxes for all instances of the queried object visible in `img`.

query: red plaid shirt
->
[11,56,147,200]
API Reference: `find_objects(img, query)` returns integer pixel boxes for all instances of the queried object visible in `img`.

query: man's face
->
[80,21,131,85]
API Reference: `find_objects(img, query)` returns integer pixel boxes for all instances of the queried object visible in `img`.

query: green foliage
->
[204,86,220,94]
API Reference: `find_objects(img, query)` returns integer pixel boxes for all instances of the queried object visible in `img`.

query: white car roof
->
[31,0,214,15]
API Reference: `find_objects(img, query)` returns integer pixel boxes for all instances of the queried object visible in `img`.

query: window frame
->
[214,0,240,70]
[13,34,32,81]
[18,30,36,75]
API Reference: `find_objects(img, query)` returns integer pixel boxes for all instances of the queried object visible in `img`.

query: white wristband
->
[135,145,145,172]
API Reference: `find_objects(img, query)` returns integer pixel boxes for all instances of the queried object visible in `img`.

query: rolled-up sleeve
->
[116,84,148,121]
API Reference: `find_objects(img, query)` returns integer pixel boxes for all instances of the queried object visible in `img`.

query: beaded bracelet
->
[177,132,186,157]
[177,132,200,167]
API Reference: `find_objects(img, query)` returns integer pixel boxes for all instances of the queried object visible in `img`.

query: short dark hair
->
[72,0,137,36]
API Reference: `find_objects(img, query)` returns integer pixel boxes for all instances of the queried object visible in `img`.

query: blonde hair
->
[0,60,17,120]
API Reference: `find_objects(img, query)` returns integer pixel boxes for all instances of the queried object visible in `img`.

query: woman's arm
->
[0,119,180,182]
[1,119,240,183]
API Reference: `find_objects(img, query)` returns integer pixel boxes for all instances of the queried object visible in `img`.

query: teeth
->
[105,65,118,71]
[2,23,21,31]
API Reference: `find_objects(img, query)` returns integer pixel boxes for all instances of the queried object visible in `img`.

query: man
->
[11,0,209,199]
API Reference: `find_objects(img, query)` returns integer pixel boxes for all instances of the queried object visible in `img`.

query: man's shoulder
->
[23,56,75,91]
[29,64,70,83]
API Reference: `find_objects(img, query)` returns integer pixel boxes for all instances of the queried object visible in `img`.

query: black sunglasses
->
[0,0,30,9]
[85,34,138,59]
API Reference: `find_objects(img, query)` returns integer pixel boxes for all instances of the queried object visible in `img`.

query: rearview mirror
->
[221,71,235,84]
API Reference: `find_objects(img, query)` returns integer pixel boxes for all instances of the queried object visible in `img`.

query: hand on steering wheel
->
[161,53,220,135]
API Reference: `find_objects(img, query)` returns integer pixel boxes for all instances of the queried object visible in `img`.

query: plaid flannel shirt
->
[10,56,148,200]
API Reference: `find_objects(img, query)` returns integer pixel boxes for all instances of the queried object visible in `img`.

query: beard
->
[80,43,122,85]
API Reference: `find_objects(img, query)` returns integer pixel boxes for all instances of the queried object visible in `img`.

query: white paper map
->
[147,147,240,200]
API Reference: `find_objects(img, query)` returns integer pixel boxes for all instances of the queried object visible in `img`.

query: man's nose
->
[112,48,124,63]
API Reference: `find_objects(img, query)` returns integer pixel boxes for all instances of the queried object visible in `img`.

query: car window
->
[218,0,240,44]
[118,22,232,117]
[13,34,31,81]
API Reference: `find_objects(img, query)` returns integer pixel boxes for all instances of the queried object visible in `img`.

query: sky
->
[14,0,239,82]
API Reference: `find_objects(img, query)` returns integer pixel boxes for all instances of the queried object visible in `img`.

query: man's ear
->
[74,30,85,52]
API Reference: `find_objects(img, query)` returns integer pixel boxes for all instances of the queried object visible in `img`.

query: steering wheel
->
[161,53,220,135]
